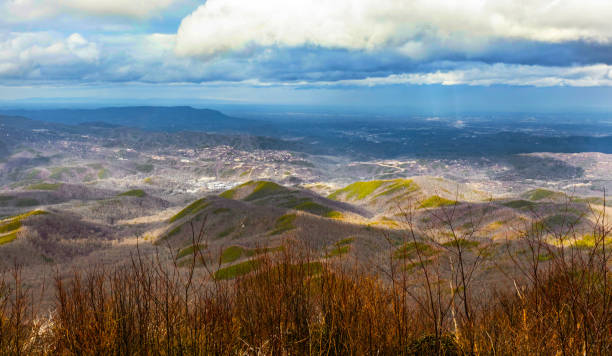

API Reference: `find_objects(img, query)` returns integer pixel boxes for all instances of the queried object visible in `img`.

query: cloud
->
[3,0,612,90]
[318,63,612,87]
[0,32,99,79]
[453,120,466,128]
[3,30,612,88]
[176,0,612,59]
[3,0,179,21]
[60,0,177,17]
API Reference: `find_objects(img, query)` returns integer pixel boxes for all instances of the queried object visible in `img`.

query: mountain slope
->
[220,180,370,219]
[0,106,255,133]
[327,176,488,215]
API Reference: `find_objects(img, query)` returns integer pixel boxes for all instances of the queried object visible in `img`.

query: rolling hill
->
[0,176,607,285]
[146,178,608,280]
[0,106,255,133]
[327,176,489,215]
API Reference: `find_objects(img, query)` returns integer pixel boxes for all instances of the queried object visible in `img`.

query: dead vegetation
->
[0,192,610,355]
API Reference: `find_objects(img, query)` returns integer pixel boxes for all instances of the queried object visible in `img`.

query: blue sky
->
[2,0,612,112]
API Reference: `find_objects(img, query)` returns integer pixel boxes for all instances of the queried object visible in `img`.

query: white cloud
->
[133,62,612,88]
[182,63,612,88]
[66,33,99,61]
[176,0,612,58]
[0,32,99,78]
[318,63,612,87]
[3,0,179,20]
[59,0,177,18]
[453,120,466,128]
[3,1,54,21]
[3,31,612,88]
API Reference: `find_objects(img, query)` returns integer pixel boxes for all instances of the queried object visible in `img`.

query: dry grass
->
[0,197,610,355]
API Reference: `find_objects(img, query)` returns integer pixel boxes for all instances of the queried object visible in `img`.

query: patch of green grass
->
[442,238,480,249]
[244,181,284,201]
[134,163,154,173]
[522,189,565,201]
[404,259,433,272]
[537,253,553,262]
[98,168,110,179]
[268,213,297,236]
[0,210,46,236]
[13,210,47,220]
[394,242,437,259]
[293,201,332,216]
[27,182,62,191]
[541,214,581,228]
[374,179,419,198]
[325,211,343,219]
[277,195,307,207]
[373,217,400,228]
[285,197,342,219]
[571,196,605,205]
[221,246,245,264]
[326,237,354,258]
[176,244,207,259]
[49,167,71,180]
[0,219,21,234]
[118,189,146,198]
[328,180,385,200]
[143,177,153,184]
[575,234,596,249]
[327,246,350,258]
[213,207,231,215]
[166,225,182,238]
[217,226,236,239]
[337,237,355,246]
[220,245,284,263]
[219,188,238,199]
[16,198,40,207]
[574,234,612,249]
[486,221,506,230]
[418,196,456,209]
[502,200,536,209]
[221,181,284,200]
[169,198,210,223]
[219,180,272,200]
[214,259,261,280]
[0,231,19,245]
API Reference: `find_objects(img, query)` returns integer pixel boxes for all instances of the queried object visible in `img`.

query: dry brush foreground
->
[0,203,611,355]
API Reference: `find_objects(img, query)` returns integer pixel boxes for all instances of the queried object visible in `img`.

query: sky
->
[2,0,612,112]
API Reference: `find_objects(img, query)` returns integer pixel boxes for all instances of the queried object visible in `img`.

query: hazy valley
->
[0,107,609,278]
[0,107,610,354]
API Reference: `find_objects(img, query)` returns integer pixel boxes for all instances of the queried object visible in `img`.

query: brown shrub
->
[0,199,609,355]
